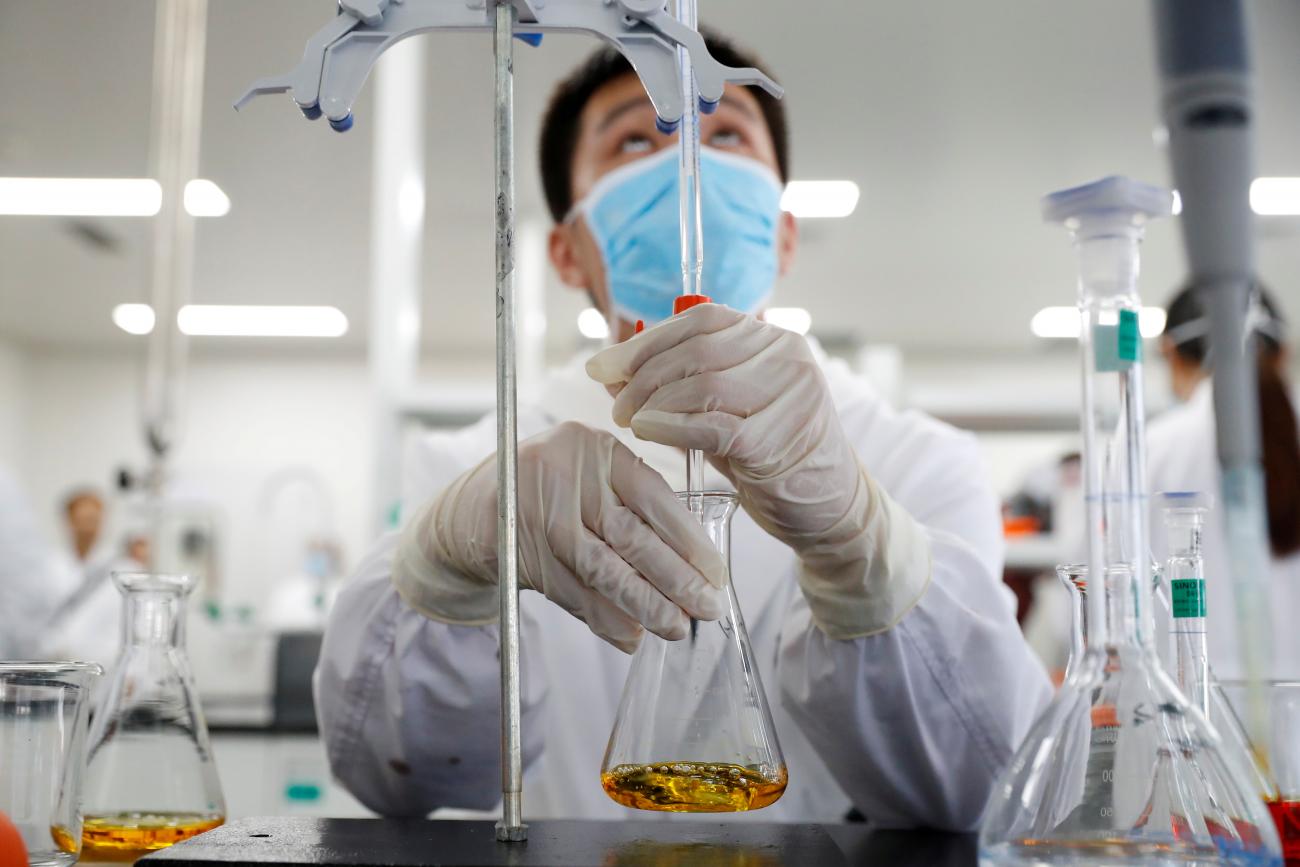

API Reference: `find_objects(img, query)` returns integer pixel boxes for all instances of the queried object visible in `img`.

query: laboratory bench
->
[140,816,978,866]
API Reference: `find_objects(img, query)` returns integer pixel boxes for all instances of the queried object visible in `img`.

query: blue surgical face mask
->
[569,146,784,325]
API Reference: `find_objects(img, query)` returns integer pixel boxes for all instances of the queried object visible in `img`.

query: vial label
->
[1171,578,1206,618]
[1117,308,1141,361]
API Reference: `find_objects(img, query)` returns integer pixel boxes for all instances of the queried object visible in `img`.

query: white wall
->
[0,338,28,473]
[21,349,374,612]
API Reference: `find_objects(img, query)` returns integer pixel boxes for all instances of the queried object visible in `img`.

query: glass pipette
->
[674,0,708,639]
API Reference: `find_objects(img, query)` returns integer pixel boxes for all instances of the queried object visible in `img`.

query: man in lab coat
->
[0,466,78,658]
[316,34,1052,828]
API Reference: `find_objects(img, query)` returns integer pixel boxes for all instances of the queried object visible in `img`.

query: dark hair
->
[1165,283,1299,556]
[538,29,789,223]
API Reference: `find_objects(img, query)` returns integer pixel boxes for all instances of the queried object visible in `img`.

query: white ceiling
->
[2,0,1299,357]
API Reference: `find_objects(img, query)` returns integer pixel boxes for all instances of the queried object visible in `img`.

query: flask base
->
[66,812,224,861]
[601,762,786,813]
[980,837,1277,867]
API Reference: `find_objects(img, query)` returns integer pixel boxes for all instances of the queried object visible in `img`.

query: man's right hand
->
[393,421,727,652]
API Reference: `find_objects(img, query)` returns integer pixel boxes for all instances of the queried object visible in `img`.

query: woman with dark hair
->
[1148,283,1300,679]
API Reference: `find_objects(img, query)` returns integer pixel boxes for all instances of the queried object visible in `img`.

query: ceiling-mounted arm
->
[233,0,782,132]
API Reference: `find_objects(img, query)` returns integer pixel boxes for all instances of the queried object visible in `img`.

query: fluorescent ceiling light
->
[1031,306,1166,339]
[1250,177,1300,216]
[112,303,156,335]
[1169,179,1300,216]
[764,307,812,335]
[0,178,161,216]
[781,181,859,219]
[183,179,231,217]
[0,178,229,217]
[577,307,609,340]
[177,305,348,337]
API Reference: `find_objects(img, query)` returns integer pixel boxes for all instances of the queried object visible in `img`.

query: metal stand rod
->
[143,0,207,520]
[493,0,526,844]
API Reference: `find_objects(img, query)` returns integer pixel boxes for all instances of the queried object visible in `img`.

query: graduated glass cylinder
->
[980,218,1282,865]
[601,492,787,813]
[1164,496,1211,716]
[81,573,225,860]
[0,662,101,867]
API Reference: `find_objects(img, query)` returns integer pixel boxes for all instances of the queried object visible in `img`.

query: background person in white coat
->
[1149,284,1300,679]
[0,466,78,658]
[315,34,1053,829]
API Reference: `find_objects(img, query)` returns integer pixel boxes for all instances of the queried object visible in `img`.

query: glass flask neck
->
[1073,230,1141,306]
[1163,508,1206,562]
[115,573,196,649]
[1073,227,1154,654]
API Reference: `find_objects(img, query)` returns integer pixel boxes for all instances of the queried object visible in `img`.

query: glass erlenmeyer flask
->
[979,177,1282,865]
[1056,564,1087,682]
[81,573,225,860]
[602,492,786,813]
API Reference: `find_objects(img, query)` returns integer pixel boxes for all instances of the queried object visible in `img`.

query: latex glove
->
[585,304,931,639]
[393,421,728,653]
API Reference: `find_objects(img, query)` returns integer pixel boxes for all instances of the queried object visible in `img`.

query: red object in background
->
[1268,798,1300,864]
[0,811,28,867]
[1002,515,1042,537]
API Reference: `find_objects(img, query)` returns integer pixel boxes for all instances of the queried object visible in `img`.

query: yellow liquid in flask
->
[75,812,224,860]
[601,761,787,812]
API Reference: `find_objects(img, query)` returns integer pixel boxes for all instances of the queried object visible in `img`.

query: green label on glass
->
[1117,308,1141,362]
[1171,578,1206,618]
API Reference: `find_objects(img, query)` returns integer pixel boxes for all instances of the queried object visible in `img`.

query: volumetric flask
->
[81,573,225,860]
[602,492,786,813]
[979,177,1281,865]
[1,662,101,867]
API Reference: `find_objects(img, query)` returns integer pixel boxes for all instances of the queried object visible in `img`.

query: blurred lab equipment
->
[81,573,225,860]
[979,176,1280,864]
[1153,0,1275,772]
[602,493,786,812]
[237,0,778,842]
[0,662,102,867]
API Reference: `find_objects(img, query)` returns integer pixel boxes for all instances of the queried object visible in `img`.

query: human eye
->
[619,133,654,155]
[708,129,743,148]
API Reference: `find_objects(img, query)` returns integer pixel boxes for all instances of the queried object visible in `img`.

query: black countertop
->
[141,817,978,866]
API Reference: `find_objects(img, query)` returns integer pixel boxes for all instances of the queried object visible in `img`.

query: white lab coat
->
[315,344,1053,829]
[1147,380,1300,680]
[0,466,79,658]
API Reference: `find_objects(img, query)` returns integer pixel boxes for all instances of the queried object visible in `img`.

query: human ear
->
[777,210,799,277]
[549,222,590,290]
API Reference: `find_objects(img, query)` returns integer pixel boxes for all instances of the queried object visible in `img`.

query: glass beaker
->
[1220,681,1300,864]
[81,573,225,860]
[979,177,1281,865]
[0,662,102,867]
[601,492,786,813]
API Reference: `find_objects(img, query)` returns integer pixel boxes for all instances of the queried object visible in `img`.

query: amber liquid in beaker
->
[67,812,224,860]
[601,762,787,813]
